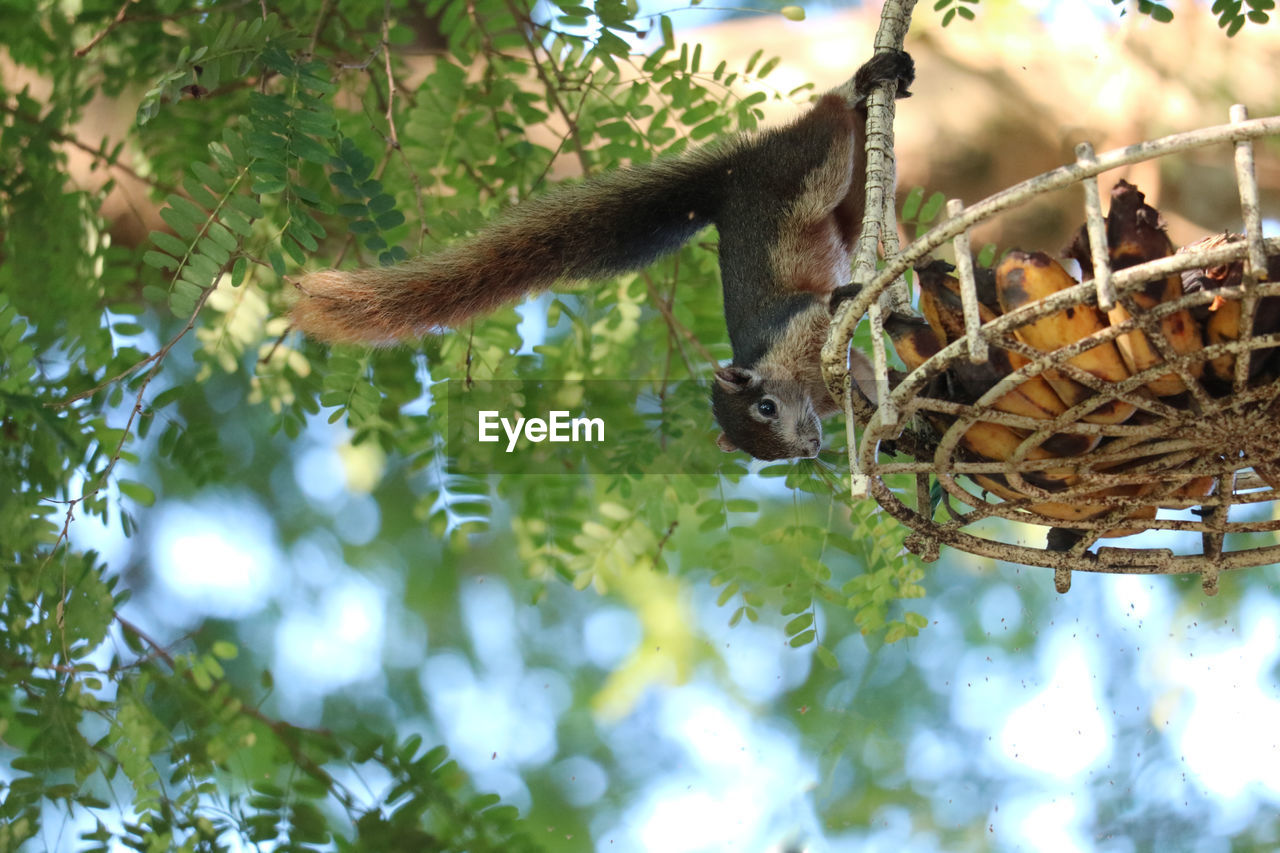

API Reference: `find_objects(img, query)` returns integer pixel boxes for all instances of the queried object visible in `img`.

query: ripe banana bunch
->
[889,262,1153,540]
[1065,181,1205,397]
[882,180,1277,549]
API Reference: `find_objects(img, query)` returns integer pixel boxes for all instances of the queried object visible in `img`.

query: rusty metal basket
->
[823,106,1280,594]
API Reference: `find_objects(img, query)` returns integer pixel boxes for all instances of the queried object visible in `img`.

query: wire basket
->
[823,106,1280,594]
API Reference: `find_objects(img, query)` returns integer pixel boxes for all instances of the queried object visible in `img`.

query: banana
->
[1101,180,1176,272]
[1206,294,1244,382]
[1182,238,1246,383]
[995,250,1136,424]
[1092,181,1204,395]
[895,265,1153,517]
[1163,474,1215,508]
[915,264,1100,456]
[973,472,1154,537]
[884,311,943,371]
[1107,300,1203,396]
[916,260,999,341]
[915,260,1002,341]
[1095,504,1158,539]
[952,420,1077,484]
[971,474,1092,520]
[1050,474,1196,543]
[884,314,1061,481]
[1065,180,1177,282]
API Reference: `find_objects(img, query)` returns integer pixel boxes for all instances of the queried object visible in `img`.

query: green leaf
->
[183,175,218,210]
[142,251,178,270]
[118,480,155,507]
[901,186,924,220]
[784,613,813,635]
[191,161,227,191]
[169,194,210,227]
[227,195,264,219]
[197,237,230,267]
[151,230,190,259]
[206,221,238,253]
[222,210,254,237]
[374,210,405,230]
[788,629,816,648]
[919,190,946,224]
[160,205,199,239]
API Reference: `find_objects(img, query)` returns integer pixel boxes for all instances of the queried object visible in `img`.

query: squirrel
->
[291,50,914,460]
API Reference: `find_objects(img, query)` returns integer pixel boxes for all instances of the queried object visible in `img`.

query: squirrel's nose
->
[805,437,821,457]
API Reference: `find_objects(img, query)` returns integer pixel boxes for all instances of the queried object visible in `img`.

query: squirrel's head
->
[711,366,822,460]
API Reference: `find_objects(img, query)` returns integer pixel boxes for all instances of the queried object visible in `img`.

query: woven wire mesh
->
[823,107,1280,593]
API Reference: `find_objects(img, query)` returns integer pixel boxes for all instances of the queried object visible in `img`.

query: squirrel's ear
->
[714,366,755,393]
[715,432,739,453]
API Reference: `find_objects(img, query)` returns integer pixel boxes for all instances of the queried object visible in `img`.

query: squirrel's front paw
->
[828,283,862,312]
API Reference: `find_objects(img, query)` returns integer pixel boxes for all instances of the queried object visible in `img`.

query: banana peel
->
[995,250,1137,425]
[915,263,1099,456]
[972,472,1155,537]
[1062,181,1204,396]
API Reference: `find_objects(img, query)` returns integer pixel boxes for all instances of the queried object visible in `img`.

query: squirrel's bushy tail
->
[292,145,735,345]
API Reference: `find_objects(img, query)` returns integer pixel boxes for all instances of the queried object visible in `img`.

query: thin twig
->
[654,520,678,565]
[0,100,173,193]
[642,273,715,367]
[74,0,132,58]
[307,0,336,55]
[115,616,340,788]
[380,3,401,153]
[504,0,592,174]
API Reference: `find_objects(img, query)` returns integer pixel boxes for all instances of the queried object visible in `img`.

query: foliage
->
[1,0,934,848]
[1209,0,1276,33]
[933,0,1274,32]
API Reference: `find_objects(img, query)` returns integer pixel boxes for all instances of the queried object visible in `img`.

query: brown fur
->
[292,143,740,344]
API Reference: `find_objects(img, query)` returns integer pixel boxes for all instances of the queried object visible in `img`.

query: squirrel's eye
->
[756,399,777,418]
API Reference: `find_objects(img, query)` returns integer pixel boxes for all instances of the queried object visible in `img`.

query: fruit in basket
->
[892,261,1150,535]
[994,250,1137,425]
[884,310,943,372]
[973,472,1155,538]
[885,307,1083,492]
[914,263,1100,457]
[1179,233,1280,383]
[878,178,1279,549]
[1064,180,1204,396]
